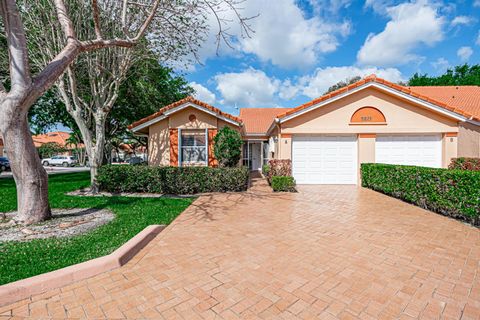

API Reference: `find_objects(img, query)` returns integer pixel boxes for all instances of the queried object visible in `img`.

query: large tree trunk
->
[0,106,51,224]
[89,114,107,193]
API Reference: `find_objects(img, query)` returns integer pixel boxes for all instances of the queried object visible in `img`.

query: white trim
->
[163,102,241,126]
[243,133,268,136]
[467,118,480,126]
[133,133,149,138]
[131,115,167,132]
[278,82,469,124]
[178,128,182,167]
[243,138,268,141]
[205,128,209,166]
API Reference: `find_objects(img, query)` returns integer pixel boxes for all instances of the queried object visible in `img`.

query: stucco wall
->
[458,122,480,157]
[443,134,458,167]
[358,135,375,164]
[281,88,458,134]
[0,146,3,157]
[169,106,217,129]
[146,105,242,166]
[148,119,170,166]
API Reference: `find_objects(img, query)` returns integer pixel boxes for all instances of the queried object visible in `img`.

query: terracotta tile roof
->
[407,86,480,121]
[276,75,480,122]
[129,96,242,130]
[32,132,73,148]
[239,108,291,134]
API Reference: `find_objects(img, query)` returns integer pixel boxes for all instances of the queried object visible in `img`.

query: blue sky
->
[181,0,480,115]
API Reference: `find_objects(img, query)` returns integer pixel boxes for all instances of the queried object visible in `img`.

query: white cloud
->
[431,58,450,73]
[457,46,473,61]
[195,0,351,69]
[214,68,280,107]
[364,0,396,15]
[190,82,216,105]
[297,66,404,99]
[476,31,480,46]
[474,0,480,8]
[214,66,404,107]
[357,1,445,67]
[239,0,351,68]
[451,16,475,27]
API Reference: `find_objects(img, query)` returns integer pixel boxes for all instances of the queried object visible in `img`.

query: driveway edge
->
[0,224,165,307]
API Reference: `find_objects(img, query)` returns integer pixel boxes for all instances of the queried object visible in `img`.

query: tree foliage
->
[324,76,361,94]
[37,142,67,159]
[408,64,480,86]
[109,57,194,141]
[213,126,243,167]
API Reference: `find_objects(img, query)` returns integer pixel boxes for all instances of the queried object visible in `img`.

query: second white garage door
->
[375,134,442,168]
[292,135,357,184]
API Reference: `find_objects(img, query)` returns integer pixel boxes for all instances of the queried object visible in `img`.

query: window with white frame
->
[180,130,207,165]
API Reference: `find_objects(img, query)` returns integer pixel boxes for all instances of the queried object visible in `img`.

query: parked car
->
[0,157,10,171]
[42,155,78,167]
[128,156,145,165]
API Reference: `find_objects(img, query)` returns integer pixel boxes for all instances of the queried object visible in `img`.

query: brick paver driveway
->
[2,185,480,319]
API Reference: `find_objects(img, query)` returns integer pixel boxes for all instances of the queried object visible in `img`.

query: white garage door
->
[375,134,442,168]
[292,135,358,184]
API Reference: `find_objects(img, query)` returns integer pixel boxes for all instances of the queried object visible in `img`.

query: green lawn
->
[0,172,193,285]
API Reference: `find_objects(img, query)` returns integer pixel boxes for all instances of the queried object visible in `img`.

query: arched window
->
[350,107,386,124]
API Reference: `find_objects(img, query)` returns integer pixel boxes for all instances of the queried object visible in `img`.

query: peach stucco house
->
[129,75,480,185]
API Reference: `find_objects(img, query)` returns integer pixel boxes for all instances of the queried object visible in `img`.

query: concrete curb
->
[0,224,165,307]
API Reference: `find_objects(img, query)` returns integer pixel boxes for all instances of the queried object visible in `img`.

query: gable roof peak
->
[128,96,242,131]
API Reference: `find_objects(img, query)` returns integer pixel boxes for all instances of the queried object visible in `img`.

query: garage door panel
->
[376,135,442,168]
[292,135,357,185]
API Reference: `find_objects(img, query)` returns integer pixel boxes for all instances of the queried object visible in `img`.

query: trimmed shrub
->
[262,164,270,177]
[271,176,296,192]
[361,163,480,225]
[449,157,480,171]
[213,126,243,167]
[98,165,249,194]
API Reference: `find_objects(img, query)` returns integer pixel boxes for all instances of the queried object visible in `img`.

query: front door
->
[251,143,262,171]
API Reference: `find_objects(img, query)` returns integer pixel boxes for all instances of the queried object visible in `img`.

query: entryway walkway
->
[1,186,479,319]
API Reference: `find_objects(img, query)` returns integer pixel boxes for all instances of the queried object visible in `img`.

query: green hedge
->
[361,163,480,225]
[271,176,296,192]
[98,165,250,194]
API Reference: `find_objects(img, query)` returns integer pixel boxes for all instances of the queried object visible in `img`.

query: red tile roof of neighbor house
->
[128,96,243,130]
[239,108,291,134]
[276,75,480,122]
[32,131,73,148]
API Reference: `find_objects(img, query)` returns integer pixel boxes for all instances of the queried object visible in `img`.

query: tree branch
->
[91,0,103,39]
[0,0,32,90]
[53,0,77,40]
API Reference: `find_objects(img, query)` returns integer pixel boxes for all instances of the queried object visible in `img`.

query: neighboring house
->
[129,75,480,185]
[0,137,4,157]
[32,131,77,155]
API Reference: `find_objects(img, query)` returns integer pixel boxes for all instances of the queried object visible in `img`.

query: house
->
[32,131,78,155]
[129,75,480,185]
[0,138,4,157]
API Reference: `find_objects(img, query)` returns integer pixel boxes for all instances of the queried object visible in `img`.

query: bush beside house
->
[449,158,480,171]
[263,159,296,192]
[98,165,249,194]
[213,126,243,167]
[361,163,480,225]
